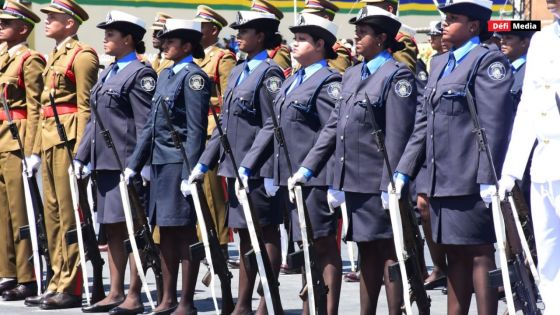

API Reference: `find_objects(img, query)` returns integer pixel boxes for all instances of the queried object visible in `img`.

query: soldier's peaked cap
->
[40,0,88,24]
[194,5,228,29]
[0,0,40,24]
[251,0,283,20]
[302,0,339,20]
[150,12,172,30]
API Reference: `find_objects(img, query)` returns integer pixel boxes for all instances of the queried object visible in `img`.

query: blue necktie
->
[288,69,305,94]
[236,62,250,86]
[106,64,119,81]
[361,63,370,80]
[441,53,456,78]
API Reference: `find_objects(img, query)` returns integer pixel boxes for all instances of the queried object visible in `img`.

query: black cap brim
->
[157,28,203,42]
[230,18,279,30]
[97,21,146,39]
[439,3,492,21]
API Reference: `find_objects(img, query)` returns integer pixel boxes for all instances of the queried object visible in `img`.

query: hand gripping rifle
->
[365,94,430,315]
[208,104,283,314]
[464,90,541,315]
[88,95,163,308]
[1,84,53,294]
[264,96,328,315]
[159,97,234,314]
[48,90,105,305]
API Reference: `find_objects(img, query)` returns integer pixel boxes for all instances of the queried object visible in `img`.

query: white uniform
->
[501,21,560,315]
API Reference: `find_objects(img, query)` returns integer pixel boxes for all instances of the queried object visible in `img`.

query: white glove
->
[287,167,312,202]
[480,184,497,207]
[180,179,191,197]
[387,173,407,199]
[264,178,279,197]
[72,160,91,179]
[140,165,151,185]
[23,154,41,178]
[381,191,389,210]
[498,175,516,201]
[123,168,136,184]
[187,163,208,184]
[235,167,250,198]
[327,189,345,208]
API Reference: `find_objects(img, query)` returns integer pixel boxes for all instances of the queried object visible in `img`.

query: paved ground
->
[0,238,507,314]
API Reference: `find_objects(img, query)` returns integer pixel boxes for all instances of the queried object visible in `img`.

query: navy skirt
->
[95,170,125,224]
[226,177,283,229]
[430,194,496,245]
[345,192,393,242]
[281,186,337,242]
[149,163,196,227]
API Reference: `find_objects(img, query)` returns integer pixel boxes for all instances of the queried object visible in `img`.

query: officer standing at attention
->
[241,13,343,314]
[0,0,44,301]
[394,0,514,313]
[149,12,173,75]
[75,10,155,315]
[290,6,417,314]
[301,0,353,73]
[24,0,99,309]
[125,19,210,315]
[189,10,285,314]
[251,0,293,77]
[192,4,236,261]
[499,2,560,313]
[500,28,534,113]
[361,0,419,73]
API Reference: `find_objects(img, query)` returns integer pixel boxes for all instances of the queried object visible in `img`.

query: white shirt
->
[501,22,560,183]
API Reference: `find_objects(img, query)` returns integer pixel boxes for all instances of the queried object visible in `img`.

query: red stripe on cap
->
[252,3,272,14]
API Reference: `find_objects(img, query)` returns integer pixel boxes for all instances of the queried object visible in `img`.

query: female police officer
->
[290,6,417,314]
[74,10,155,315]
[239,13,342,314]
[393,0,514,313]
[124,19,210,315]
[188,10,285,315]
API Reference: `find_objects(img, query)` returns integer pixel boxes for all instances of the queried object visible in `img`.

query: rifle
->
[364,94,430,315]
[48,90,105,305]
[158,98,234,314]
[89,95,163,307]
[209,103,283,314]
[264,93,328,315]
[464,89,540,314]
[1,84,53,294]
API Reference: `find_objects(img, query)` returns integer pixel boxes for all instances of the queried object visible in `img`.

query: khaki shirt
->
[151,52,173,75]
[194,45,236,136]
[269,44,292,77]
[33,36,98,155]
[393,32,419,73]
[328,42,353,74]
[0,44,44,155]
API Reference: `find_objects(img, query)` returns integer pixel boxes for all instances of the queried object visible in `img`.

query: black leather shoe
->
[82,300,124,313]
[0,278,17,295]
[109,306,145,315]
[40,292,82,309]
[24,291,56,307]
[147,305,177,315]
[2,282,37,301]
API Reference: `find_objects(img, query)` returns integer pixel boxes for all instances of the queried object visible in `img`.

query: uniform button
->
[430,134,433,139]
[276,154,279,158]
[226,109,229,113]
[277,115,280,119]
[340,157,344,162]
[431,158,434,163]
[340,136,344,141]
[345,115,349,119]
[92,140,95,144]
[224,128,227,132]
[431,110,434,115]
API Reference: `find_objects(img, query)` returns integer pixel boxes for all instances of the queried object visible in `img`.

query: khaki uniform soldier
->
[361,0,419,73]
[0,0,44,301]
[193,5,236,250]
[251,0,292,77]
[24,0,99,309]
[149,12,173,75]
[303,0,353,73]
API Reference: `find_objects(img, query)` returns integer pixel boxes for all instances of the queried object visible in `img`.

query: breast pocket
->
[354,92,381,124]
[103,88,127,109]
[437,85,467,116]
[288,99,316,122]
[232,90,257,119]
